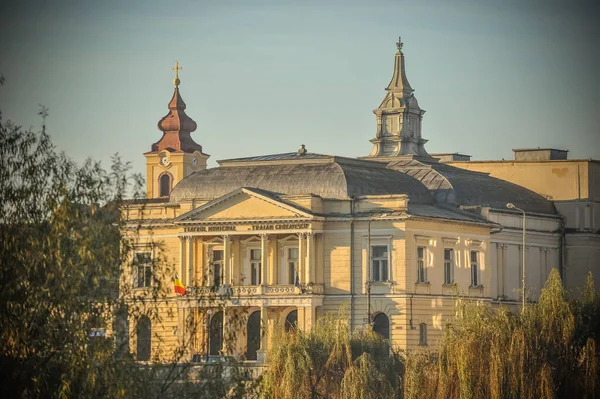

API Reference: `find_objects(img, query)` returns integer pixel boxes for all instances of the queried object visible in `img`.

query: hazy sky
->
[0,0,598,176]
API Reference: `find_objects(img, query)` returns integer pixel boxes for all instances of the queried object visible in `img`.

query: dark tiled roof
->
[219,152,330,163]
[389,159,557,215]
[407,204,490,224]
[170,161,434,203]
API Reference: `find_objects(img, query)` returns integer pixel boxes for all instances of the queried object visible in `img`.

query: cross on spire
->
[172,61,182,87]
[396,37,403,52]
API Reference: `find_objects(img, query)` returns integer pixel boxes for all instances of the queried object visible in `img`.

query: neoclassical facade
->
[121,39,586,364]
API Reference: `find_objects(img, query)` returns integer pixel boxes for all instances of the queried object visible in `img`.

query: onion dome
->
[151,62,203,153]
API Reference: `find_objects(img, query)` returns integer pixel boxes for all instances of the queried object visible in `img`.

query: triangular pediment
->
[175,188,313,222]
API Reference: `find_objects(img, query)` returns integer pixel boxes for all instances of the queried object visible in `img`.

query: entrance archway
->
[246,311,261,360]
[209,311,223,356]
[372,313,390,339]
[285,309,298,332]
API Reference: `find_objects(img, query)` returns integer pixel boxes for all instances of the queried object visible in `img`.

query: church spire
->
[152,62,204,153]
[386,37,414,96]
[367,38,430,159]
[144,62,209,199]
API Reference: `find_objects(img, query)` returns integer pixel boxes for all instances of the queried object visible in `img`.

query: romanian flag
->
[174,275,185,295]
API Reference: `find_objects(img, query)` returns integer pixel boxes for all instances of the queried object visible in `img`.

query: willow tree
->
[258,311,404,399]
[404,269,600,399]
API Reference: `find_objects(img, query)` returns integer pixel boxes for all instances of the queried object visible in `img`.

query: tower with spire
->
[368,38,430,159]
[144,62,209,199]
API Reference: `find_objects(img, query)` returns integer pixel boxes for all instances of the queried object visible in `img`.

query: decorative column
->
[306,233,314,284]
[221,307,228,354]
[179,237,185,283]
[195,238,204,285]
[257,305,268,362]
[223,235,230,285]
[298,233,305,286]
[187,237,194,286]
[261,234,269,286]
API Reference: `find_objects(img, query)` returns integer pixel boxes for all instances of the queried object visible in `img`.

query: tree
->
[258,310,404,399]
[404,269,600,399]
[0,86,250,398]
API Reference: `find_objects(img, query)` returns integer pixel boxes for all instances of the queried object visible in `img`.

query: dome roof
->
[170,155,434,204]
[389,159,557,215]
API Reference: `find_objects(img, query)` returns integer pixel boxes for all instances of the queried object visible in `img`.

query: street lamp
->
[506,203,526,311]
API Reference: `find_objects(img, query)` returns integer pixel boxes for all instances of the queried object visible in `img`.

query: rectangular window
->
[250,249,262,285]
[444,249,454,285]
[371,245,389,282]
[212,250,223,287]
[419,323,427,346]
[134,252,152,288]
[417,246,426,283]
[287,247,299,285]
[470,250,479,287]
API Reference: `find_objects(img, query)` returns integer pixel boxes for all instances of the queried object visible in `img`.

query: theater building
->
[121,39,591,363]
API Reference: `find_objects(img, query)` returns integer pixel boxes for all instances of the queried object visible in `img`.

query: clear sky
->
[0,0,598,176]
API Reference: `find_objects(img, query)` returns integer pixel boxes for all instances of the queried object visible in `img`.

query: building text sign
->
[183,223,310,233]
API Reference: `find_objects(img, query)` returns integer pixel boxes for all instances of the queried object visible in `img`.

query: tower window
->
[159,173,171,197]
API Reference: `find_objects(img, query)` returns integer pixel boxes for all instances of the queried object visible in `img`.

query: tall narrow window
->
[246,311,261,361]
[136,316,151,361]
[134,252,152,288]
[470,251,480,287]
[285,310,298,332]
[417,246,427,283]
[159,173,171,197]
[419,323,427,346]
[444,249,454,285]
[371,245,389,282]
[212,250,223,287]
[209,311,223,356]
[250,249,262,285]
[287,247,299,285]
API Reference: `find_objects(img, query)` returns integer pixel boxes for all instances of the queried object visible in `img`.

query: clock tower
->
[144,62,209,199]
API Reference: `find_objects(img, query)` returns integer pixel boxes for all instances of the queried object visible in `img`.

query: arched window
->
[209,311,223,356]
[372,313,390,339]
[285,310,298,332]
[246,311,261,360]
[419,323,427,346]
[159,173,171,197]
[136,316,151,361]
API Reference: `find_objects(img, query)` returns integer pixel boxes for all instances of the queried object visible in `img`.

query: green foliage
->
[0,107,147,397]
[404,269,600,399]
[259,310,404,399]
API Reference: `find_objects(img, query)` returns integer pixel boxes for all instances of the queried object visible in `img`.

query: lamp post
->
[507,203,526,311]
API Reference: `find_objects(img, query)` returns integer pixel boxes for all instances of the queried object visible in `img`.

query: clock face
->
[160,156,170,166]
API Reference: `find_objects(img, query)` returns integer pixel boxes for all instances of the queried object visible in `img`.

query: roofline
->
[448,159,600,164]
[429,152,472,157]
[512,148,568,152]
[217,153,390,169]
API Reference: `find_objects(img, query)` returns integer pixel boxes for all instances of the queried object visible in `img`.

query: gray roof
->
[170,158,434,203]
[219,152,330,163]
[407,204,491,224]
[389,159,557,215]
